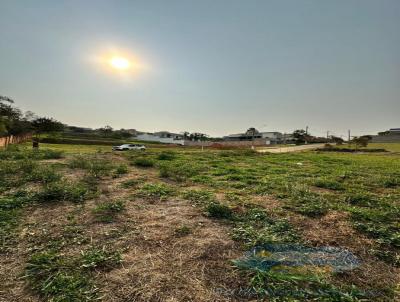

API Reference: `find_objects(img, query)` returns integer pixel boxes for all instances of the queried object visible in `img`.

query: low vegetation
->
[1,143,399,301]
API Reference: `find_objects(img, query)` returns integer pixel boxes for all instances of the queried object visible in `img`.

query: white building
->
[136,131,185,145]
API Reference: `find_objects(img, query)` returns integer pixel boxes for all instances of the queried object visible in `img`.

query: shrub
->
[133,157,154,167]
[92,200,125,223]
[206,202,233,219]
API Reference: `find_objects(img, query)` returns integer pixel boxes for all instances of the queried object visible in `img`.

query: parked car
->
[112,144,146,151]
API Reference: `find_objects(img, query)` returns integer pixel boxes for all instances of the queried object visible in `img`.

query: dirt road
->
[257,143,325,153]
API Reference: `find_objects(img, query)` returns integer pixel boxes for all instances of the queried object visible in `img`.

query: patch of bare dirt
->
[99,198,249,301]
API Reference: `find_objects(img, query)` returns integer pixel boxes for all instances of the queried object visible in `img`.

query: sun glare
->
[109,56,130,70]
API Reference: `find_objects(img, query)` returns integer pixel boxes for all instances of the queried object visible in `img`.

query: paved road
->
[257,143,325,153]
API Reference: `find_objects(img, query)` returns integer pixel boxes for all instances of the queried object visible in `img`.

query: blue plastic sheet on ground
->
[234,244,360,273]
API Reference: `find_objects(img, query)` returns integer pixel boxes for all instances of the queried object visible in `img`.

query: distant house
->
[136,131,185,145]
[371,128,400,143]
[223,130,284,145]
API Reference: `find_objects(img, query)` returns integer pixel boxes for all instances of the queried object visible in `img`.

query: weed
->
[314,178,344,191]
[158,162,200,182]
[25,251,97,302]
[92,200,125,223]
[174,225,192,237]
[80,247,122,270]
[136,183,175,201]
[113,164,128,177]
[133,157,154,167]
[345,191,375,207]
[181,189,215,205]
[34,182,90,203]
[157,151,176,160]
[249,269,368,301]
[286,185,329,217]
[121,179,141,188]
[69,156,114,178]
[206,202,233,219]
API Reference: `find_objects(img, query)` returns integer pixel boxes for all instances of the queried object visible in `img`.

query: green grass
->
[136,183,175,201]
[2,143,399,300]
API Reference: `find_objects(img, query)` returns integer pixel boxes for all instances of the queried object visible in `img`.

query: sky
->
[0,0,399,138]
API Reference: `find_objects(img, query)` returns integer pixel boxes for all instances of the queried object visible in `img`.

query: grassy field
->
[0,143,399,301]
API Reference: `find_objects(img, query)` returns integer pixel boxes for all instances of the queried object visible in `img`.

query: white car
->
[112,144,146,151]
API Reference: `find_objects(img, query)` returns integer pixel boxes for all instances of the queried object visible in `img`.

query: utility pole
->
[348,130,351,142]
[305,126,309,135]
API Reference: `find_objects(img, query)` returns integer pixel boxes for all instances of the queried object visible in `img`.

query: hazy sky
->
[1,0,399,137]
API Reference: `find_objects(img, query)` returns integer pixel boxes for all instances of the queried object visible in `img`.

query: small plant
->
[34,182,90,203]
[181,189,215,205]
[174,225,192,237]
[136,183,175,201]
[25,251,97,302]
[381,177,399,188]
[159,162,200,182]
[92,200,125,223]
[133,157,154,167]
[344,191,374,206]
[69,156,114,178]
[113,164,128,177]
[206,202,233,219]
[121,179,141,188]
[286,185,329,217]
[80,247,122,270]
[314,178,344,191]
[157,151,176,161]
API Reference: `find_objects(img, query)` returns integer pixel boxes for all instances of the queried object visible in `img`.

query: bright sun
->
[109,56,130,70]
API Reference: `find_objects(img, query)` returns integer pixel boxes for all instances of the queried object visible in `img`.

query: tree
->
[32,117,64,137]
[293,129,308,145]
[0,95,25,136]
[351,136,371,149]
[331,136,344,145]
[97,125,113,137]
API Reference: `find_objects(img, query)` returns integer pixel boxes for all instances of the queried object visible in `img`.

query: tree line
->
[0,95,64,138]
